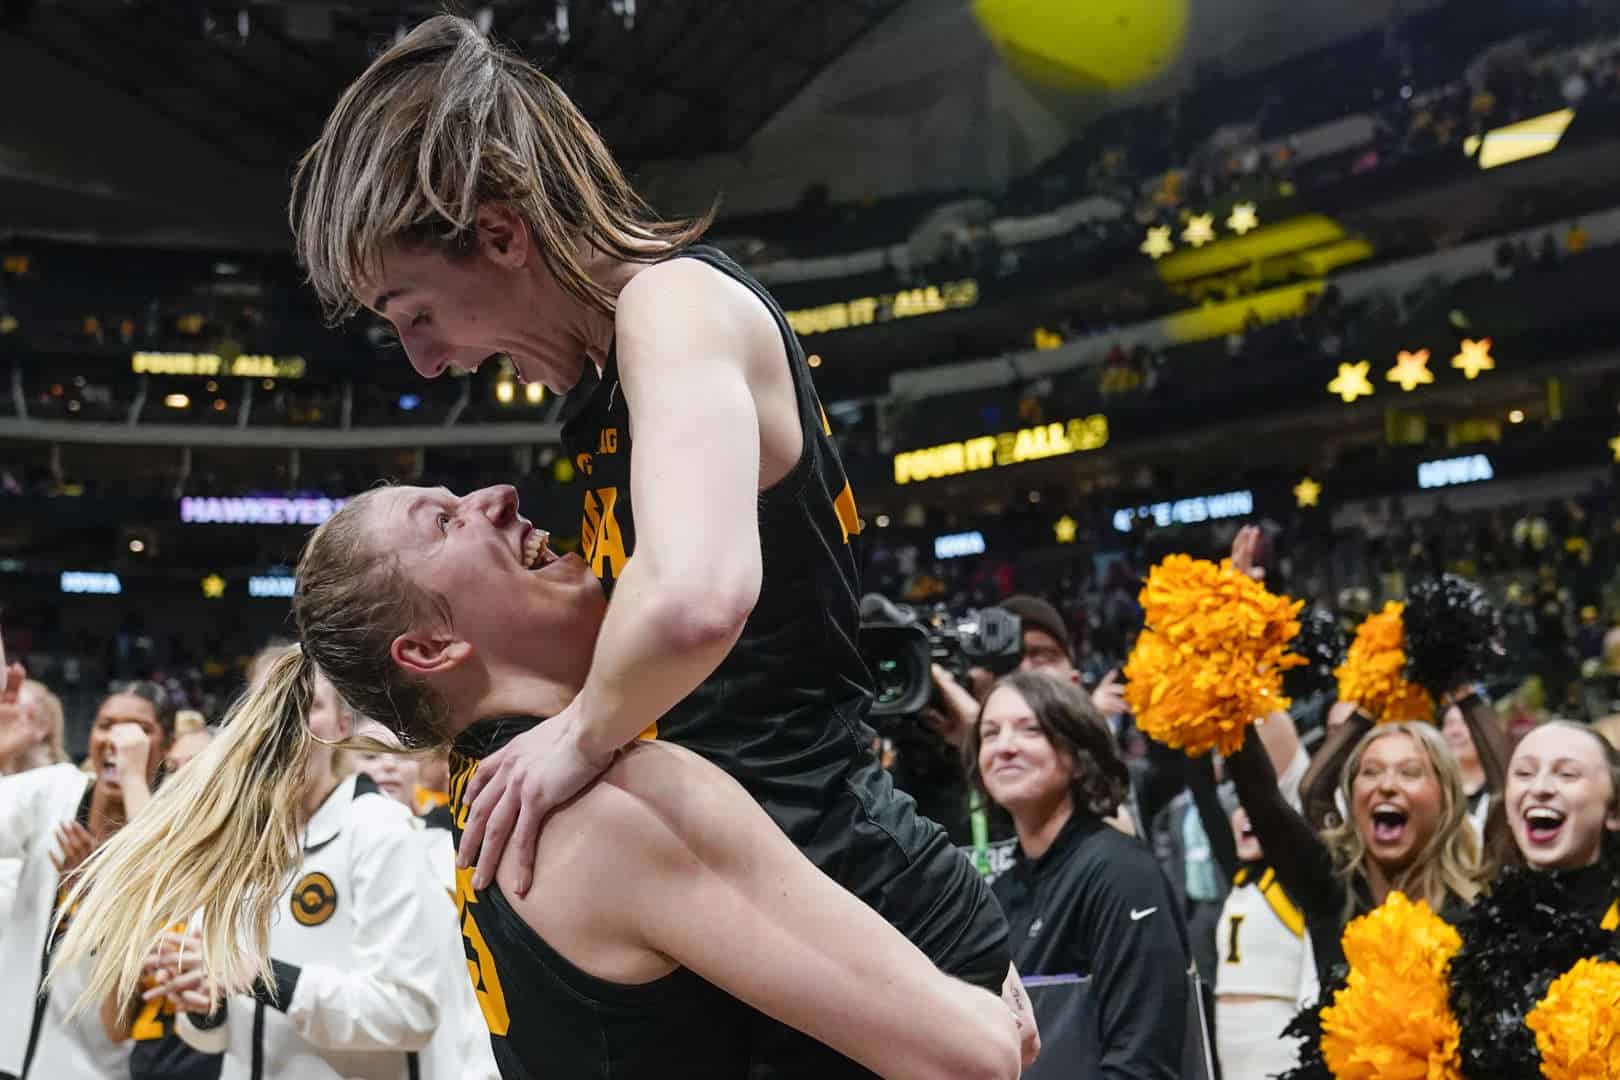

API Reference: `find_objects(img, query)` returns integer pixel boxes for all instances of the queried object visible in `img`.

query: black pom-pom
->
[1404,575,1503,696]
[1282,606,1350,702]
[1450,866,1620,1080]
[1277,966,1346,1080]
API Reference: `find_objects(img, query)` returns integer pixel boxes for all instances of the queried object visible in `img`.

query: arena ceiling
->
[0,0,905,244]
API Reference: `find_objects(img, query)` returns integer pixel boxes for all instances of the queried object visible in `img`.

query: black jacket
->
[992,812,1188,1080]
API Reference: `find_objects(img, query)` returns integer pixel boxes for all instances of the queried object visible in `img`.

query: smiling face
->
[1349,731,1445,874]
[370,484,606,693]
[1507,723,1620,871]
[976,685,1075,821]
[366,208,596,394]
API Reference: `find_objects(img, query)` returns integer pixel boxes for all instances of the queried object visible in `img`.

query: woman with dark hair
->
[54,485,1026,1080]
[966,671,1188,1079]
[287,19,1029,1074]
[0,672,173,1079]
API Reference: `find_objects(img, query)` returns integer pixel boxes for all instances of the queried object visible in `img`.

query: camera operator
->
[932,595,1174,840]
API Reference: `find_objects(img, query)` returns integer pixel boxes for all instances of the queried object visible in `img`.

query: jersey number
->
[1225,914,1246,965]
[456,865,511,1036]
[129,997,168,1042]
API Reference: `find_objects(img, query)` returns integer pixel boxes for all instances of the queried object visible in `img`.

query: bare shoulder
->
[557,740,762,872]
[615,256,775,356]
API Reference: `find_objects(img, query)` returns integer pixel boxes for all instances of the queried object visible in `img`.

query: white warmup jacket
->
[178,775,497,1080]
[0,763,130,1080]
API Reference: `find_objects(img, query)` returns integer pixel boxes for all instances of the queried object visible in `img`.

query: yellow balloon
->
[974,0,1189,94]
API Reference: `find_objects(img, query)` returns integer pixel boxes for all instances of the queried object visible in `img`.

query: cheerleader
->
[1186,713,1317,1080]
[0,673,174,1080]
[143,663,497,1080]
[1445,720,1620,1077]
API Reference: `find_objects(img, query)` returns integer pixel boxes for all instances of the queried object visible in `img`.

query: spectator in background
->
[1441,702,1493,836]
[0,678,66,776]
[1567,219,1590,254]
[350,748,422,810]
[970,672,1188,1079]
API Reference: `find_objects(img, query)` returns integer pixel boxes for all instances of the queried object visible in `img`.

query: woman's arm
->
[1299,708,1372,830]
[511,744,1022,1080]
[167,802,444,1053]
[456,263,772,892]
[1227,733,1341,924]
[1185,755,1238,882]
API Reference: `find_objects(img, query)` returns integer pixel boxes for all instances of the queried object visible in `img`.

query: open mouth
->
[1522,806,1567,845]
[1239,824,1256,842]
[1370,803,1409,845]
[98,757,120,783]
[520,525,562,574]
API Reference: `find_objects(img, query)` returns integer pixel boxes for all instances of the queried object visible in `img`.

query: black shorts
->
[747,758,1010,1079]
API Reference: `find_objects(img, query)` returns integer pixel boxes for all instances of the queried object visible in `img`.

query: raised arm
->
[457,261,769,892]
[1227,729,1340,924]
[1185,754,1238,882]
[514,744,1022,1080]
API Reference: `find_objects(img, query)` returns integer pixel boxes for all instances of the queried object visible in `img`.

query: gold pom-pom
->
[1334,602,1436,724]
[1526,958,1620,1080]
[1320,892,1463,1080]
[1123,555,1305,757]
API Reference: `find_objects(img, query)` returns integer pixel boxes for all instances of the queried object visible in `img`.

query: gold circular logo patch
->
[290,872,338,927]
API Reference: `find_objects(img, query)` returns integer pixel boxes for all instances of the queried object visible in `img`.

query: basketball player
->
[53,487,1026,1080]
[287,15,1025,1074]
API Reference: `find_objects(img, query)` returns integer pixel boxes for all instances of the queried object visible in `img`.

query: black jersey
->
[559,246,874,836]
[447,717,752,1080]
[128,1000,221,1080]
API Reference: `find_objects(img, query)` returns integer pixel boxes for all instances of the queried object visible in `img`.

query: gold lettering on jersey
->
[833,482,861,543]
[449,757,475,830]
[129,994,170,1042]
[598,428,619,454]
[455,865,512,1036]
[892,415,1109,485]
[575,452,593,479]
[581,487,628,581]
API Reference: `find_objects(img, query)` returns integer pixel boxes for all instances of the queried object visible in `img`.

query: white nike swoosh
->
[1130,907,1157,921]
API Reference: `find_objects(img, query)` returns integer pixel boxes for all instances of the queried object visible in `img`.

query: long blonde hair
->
[1323,721,1483,920]
[289,14,713,322]
[52,490,450,1015]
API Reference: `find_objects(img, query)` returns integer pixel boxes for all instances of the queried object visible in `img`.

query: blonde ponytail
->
[52,645,316,1016]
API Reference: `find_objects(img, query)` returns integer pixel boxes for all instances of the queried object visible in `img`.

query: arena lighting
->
[496,380,515,405]
[1417,454,1494,490]
[164,393,190,409]
[1140,226,1174,259]
[892,415,1108,485]
[1181,214,1216,248]
[1053,516,1078,544]
[1509,409,1525,424]
[60,571,122,596]
[525,381,544,405]
[1294,477,1322,508]
[248,575,296,599]
[1463,108,1575,170]
[180,496,346,526]
[1327,361,1375,404]
[1451,338,1495,380]
[785,280,978,337]
[1386,349,1434,392]
[127,539,145,554]
[1610,436,1620,464]
[201,574,227,599]
[933,531,987,560]
[1111,490,1253,534]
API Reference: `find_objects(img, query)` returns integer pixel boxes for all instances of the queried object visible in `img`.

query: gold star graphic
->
[1294,477,1322,508]
[201,574,226,599]
[1451,338,1495,380]
[1181,214,1216,248]
[1386,349,1434,392]
[1053,515,1078,544]
[1140,226,1174,259]
[1226,203,1260,235]
[1609,436,1620,464]
[1328,361,1375,403]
